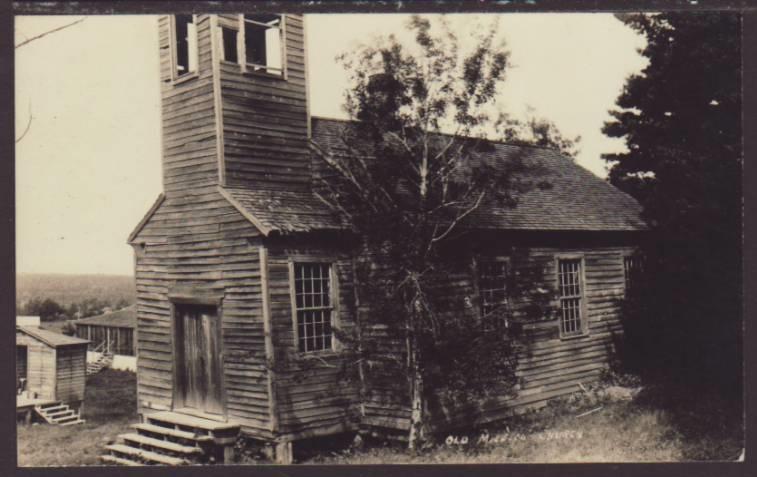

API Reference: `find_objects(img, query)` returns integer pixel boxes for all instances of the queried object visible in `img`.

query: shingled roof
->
[213,116,645,236]
[309,117,646,233]
[220,187,345,236]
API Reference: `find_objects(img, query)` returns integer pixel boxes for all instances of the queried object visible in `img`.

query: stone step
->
[100,454,142,466]
[106,444,186,466]
[132,423,214,443]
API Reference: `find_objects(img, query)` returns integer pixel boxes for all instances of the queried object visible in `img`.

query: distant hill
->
[16,273,136,309]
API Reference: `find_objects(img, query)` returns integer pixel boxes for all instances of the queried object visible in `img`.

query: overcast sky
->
[15,14,646,276]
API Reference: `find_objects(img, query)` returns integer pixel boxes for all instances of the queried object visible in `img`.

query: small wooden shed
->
[75,306,136,356]
[16,325,89,410]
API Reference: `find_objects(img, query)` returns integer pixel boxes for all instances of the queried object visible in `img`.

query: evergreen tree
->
[603,12,741,391]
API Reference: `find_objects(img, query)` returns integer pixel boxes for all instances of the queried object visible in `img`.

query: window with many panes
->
[173,15,198,79]
[242,14,284,76]
[558,258,584,337]
[623,255,643,292]
[293,263,333,353]
[478,260,510,328]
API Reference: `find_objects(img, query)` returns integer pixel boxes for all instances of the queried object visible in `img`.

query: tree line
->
[17,296,133,322]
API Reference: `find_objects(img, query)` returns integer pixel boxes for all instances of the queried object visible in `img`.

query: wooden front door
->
[174,304,224,416]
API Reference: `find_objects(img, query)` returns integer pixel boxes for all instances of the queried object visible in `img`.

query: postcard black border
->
[1,1,754,477]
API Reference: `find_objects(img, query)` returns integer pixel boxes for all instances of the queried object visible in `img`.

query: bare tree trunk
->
[407,311,425,451]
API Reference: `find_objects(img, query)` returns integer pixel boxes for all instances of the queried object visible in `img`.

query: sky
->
[15,14,646,276]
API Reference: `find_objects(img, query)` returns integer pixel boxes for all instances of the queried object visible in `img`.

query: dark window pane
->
[222,27,238,63]
[175,15,191,74]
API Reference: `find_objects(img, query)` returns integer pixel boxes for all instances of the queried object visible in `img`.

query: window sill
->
[219,60,287,80]
[242,64,286,80]
[172,72,199,86]
[559,331,590,341]
[293,349,341,361]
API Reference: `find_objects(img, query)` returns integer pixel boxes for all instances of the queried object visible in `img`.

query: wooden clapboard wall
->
[158,14,221,195]
[16,332,57,400]
[264,240,361,441]
[359,239,636,433]
[131,191,275,438]
[217,13,311,190]
[55,346,87,406]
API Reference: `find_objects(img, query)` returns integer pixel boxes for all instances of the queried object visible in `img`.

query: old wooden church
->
[117,13,646,465]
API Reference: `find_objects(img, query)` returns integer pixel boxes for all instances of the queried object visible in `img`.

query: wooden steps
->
[104,443,186,466]
[120,433,203,455]
[101,411,240,466]
[87,352,113,375]
[100,455,142,466]
[35,401,85,426]
[132,423,215,444]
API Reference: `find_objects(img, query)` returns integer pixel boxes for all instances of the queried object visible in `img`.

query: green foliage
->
[20,297,66,321]
[321,15,571,444]
[16,273,136,310]
[500,109,580,159]
[60,320,78,336]
[16,273,136,321]
[603,13,741,391]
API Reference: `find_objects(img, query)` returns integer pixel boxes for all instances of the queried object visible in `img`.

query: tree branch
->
[431,190,486,244]
[16,102,33,144]
[15,17,87,49]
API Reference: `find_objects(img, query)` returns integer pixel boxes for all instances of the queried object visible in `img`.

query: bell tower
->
[157,13,310,195]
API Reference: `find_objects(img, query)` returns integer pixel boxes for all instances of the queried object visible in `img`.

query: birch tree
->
[316,15,569,449]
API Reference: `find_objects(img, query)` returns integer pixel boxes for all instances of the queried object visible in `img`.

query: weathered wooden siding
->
[16,332,56,400]
[265,241,360,440]
[218,14,311,190]
[158,15,220,194]
[131,189,274,438]
[360,242,636,433]
[55,346,87,405]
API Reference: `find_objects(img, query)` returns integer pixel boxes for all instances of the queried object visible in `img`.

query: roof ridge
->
[310,115,572,155]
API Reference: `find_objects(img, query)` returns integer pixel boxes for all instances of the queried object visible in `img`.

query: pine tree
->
[603,12,741,390]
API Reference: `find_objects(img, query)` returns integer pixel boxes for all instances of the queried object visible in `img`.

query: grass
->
[302,383,743,464]
[17,369,743,465]
[17,369,138,467]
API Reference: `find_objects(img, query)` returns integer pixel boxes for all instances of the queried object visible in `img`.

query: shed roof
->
[17,326,89,348]
[220,187,346,236]
[75,306,137,329]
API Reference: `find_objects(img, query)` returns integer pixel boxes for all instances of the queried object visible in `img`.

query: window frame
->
[288,259,340,355]
[475,256,512,329]
[170,14,200,84]
[555,254,589,339]
[622,252,643,294]
[234,13,288,79]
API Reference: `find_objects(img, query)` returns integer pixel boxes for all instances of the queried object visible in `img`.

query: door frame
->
[169,292,227,421]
